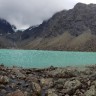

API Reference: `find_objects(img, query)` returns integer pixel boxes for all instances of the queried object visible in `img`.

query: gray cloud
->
[0,0,79,29]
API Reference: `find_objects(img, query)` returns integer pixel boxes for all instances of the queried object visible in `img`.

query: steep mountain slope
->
[19,31,96,51]
[18,3,96,51]
[0,18,16,48]
[21,3,96,39]
[0,36,15,48]
[20,32,74,50]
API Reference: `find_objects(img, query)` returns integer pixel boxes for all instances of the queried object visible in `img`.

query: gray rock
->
[40,78,53,87]
[64,79,81,94]
[32,82,41,94]
[1,89,6,94]
[0,75,9,84]
[12,68,25,78]
[85,85,96,96]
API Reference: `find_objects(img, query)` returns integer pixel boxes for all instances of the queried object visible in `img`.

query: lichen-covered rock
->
[84,85,96,96]
[32,82,41,94]
[64,79,81,94]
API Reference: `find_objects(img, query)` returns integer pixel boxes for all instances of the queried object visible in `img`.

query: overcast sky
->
[0,0,96,29]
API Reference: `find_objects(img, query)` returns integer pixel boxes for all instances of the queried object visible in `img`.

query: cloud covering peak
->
[0,0,95,29]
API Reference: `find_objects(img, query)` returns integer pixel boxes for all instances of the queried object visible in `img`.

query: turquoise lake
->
[0,49,96,68]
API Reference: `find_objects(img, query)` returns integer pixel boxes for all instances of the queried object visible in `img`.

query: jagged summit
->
[21,2,96,40]
[74,2,87,8]
[74,2,96,8]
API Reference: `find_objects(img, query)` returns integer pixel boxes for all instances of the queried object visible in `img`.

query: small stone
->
[87,81,91,86]
[45,89,58,96]
[0,84,5,89]
[12,68,25,78]
[32,82,41,94]
[1,89,6,94]
[24,91,28,96]
[65,95,69,96]
[40,78,53,87]
[10,83,16,88]
[47,93,58,96]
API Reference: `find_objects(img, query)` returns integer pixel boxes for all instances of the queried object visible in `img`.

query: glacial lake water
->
[0,49,96,68]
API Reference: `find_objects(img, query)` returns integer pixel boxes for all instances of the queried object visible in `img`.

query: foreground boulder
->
[63,79,82,95]
[0,75,9,84]
[32,82,41,94]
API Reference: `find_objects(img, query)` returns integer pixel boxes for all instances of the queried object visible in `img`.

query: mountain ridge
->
[1,3,96,51]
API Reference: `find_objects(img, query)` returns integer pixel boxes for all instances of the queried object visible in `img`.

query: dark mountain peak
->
[0,18,9,25]
[74,3,96,10]
[74,3,87,8]
[0,18,15,35]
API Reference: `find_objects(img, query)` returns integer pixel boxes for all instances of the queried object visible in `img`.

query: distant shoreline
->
[1,48,96,52]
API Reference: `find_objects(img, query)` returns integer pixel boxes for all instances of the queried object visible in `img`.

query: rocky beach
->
[0,64,96,96]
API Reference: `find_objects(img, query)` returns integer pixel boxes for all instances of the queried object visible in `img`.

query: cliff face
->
[1,3,96,51]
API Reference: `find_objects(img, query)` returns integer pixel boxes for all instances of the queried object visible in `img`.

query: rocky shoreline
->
[0,64,96,96]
